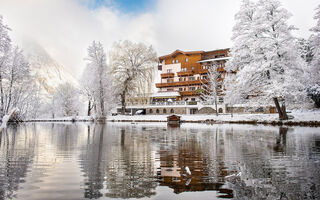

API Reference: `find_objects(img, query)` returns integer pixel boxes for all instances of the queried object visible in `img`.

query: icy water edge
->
[0,123,319,200]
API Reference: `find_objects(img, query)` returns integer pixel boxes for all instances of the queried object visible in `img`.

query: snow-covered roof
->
[151,92,180,98]
[197,57,231,63]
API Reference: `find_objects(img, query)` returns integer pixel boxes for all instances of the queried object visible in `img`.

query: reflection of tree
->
[225,126,320,200]
[0,125,35,199]
[274,127,288,153]
[79,124,158,199]
[79,124,105,199]
[105,127,157,198]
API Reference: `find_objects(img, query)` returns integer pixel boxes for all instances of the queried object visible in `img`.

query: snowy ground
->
[107,110,320,123]
[25,110,320,126]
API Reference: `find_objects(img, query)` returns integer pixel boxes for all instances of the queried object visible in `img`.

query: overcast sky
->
[0,0,318,78]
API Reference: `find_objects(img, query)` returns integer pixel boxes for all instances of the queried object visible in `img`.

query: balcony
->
[155,79,208,88]
[217,67,225,72]
[199,69,208,74]
[180,90,199,96]
[177,70,194,76]
[161,72,175,78]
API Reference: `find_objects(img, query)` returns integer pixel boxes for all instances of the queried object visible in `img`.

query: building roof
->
[203,48,230,54]
[151,92,181,98]
[197,57,231,63]
[159,50,204,61]
[159,48,230,62]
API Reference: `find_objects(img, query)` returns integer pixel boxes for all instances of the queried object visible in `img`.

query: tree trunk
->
[231,104,233,118]
[0,72,4,118]
[87,100,91,116]
[121,92,126,115]
[6,68,15,114]
[273,97,283,119]
[281,103,288,120]
[99,79,105,116]
[273,97,288,120]
[215,98,218,116]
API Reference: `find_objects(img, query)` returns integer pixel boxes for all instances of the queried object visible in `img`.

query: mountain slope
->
[22,40,79,97]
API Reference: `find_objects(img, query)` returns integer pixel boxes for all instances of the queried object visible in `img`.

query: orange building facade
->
[154,49,230,103]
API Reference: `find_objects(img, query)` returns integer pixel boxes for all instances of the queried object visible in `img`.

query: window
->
[163,109,167,114]
[149,109,153,113]
[172,60,174,64]
[179,88,183,91]
[176,59,179,63]
[167,78,174,83]
[167,69,172,73]
[185,58,189,62]
[181,68,187,72]
[179,77,183,82]
[191,66,195,70]
[167,88,173,91]
[170,109,174,113]
[217,85,222,89]
[218,108,223,113]
[189,76,195,81]
[202,65,208,69]
[191,98,196,101]
[156,109,159,114]
[219,97,224,103]
[190,87,196,91]
[202,76,207,80]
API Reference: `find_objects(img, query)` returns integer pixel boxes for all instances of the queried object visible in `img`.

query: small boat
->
[167,114,181,125]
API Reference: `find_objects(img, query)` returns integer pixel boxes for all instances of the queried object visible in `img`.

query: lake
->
[0,123,319,200]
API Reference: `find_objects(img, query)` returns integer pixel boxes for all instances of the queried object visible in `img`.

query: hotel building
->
[115,48,276,115]
[153,49,230,104]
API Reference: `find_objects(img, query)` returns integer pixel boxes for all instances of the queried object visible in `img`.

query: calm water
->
[0,123,319,200]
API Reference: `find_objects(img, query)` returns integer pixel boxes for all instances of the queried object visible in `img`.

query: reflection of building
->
[158,133,233,197]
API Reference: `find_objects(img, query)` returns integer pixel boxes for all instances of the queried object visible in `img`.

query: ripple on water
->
[0,123,319,200]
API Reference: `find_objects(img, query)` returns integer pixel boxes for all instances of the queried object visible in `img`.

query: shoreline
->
[23,111,320,127]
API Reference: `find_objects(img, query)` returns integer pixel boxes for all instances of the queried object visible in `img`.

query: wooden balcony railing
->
[180,90,199,96]
[177,70,194,76]
[198,69,208,74]
[160,72,174,78]
[155,79,208,88]
[217,67,225,72]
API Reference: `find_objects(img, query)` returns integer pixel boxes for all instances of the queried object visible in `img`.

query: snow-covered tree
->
[0,15,11,117]
[309,4,320,79]
[82,41,111,117]
[227,0,257,72]
[296,38,313,63]
[110,40,157,115]
[225,0,307,110]
[0,16,41,120]
[307,4,320,108]
[307,84,320,108]
[53,83,80,117]
[200,63,221,115]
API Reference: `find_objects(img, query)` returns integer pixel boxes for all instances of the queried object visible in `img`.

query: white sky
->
[0,0,318,78]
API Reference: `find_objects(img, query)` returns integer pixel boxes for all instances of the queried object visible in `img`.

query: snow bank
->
[107,110,320,123]
[0,108,19,132]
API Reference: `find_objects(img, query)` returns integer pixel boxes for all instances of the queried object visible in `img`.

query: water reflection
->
[0,123,319,200]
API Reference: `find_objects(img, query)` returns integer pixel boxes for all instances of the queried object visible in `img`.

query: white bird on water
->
[185,166,191,176]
